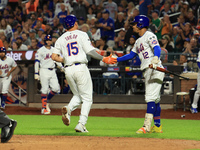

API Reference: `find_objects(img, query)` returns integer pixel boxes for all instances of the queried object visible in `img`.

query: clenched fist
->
[34,74,40,80]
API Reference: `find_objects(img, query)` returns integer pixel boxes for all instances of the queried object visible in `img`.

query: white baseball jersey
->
[35,46,61,94]
[132,31,161,70]
[35,46,58,69]
[54,30,94,126]
[53,30,95,66]
[0,56,17,77]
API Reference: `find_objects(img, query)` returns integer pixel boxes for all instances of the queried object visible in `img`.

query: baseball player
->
[34,35,64,115]
[0,109,17,143]
[52,14,112,132]
[0,47,17,109]
[190,51,200,113]
[110,15,165,134]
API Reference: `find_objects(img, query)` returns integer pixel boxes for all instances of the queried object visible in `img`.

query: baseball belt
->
[64,63,81,68]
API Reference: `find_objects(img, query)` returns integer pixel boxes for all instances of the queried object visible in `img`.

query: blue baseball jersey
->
[57,11,68,25]
[139,0,151,15]
[98,17,115,41]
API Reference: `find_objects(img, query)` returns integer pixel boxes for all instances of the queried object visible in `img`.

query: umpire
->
[0,109,17,143]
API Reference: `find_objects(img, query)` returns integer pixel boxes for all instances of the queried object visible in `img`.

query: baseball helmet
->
[65,15,77,29]
[131,15,149,29]
[0,47,6,54]
[44,35,52,45]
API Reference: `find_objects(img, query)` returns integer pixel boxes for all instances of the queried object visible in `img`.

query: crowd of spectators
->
[0,0,199,65]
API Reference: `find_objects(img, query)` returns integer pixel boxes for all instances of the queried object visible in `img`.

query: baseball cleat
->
[1,101,6,109]
[150,125,163,133]
[41,108,50,115]
[136,127,148,134]
[46,103,51,113]
[1,120,17,143]
[75,123,88,133]
[61,106,71,126]
[190,107,198,114]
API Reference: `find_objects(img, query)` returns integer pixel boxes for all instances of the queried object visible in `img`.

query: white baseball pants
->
[143,68,165,103]
[0,75,12,94]
[64,64,93,126]
[192,71,200,108]
[39,68,60,94]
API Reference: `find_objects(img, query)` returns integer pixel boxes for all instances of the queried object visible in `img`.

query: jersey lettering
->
[5,69,9,73]
[67,42,79,56]
[136,44,144,53]
[142,51,149,59]
[44,53,52,60]
[0,64,9,69]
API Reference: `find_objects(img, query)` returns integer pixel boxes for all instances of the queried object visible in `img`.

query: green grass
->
[6,115,200,140]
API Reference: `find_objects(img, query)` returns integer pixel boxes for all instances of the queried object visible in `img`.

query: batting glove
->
[102,54,117,64]
[34,74,40,80]
[151,56,159,64]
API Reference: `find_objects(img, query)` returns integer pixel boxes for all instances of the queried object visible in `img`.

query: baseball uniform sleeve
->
[147,33,160,49]
[131,42,137,53]
[81,32,96,54]
[11,59,17,68]
[34,51,41,74]
[54,40,62,55]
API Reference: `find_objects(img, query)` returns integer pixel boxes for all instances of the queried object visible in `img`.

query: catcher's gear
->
[44,35,52,45]
[131,15,149,29]
[34,74,40,80]
[65,15,77,29]
[0,47,6,54]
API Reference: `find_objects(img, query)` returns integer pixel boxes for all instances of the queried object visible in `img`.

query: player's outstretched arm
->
[117,51,137,62]
[87,49,116,64]
[52,53,64,63]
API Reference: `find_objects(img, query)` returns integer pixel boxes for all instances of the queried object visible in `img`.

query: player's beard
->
[0,54,6,60]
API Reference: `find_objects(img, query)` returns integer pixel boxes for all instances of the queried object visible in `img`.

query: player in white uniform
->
[34,35,64,115]
[110,15,165,134]
[0,47,17,109]
[52,14,113,132]
[190,51,200,113]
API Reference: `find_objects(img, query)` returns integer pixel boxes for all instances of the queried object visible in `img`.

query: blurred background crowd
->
[0,0,199,65]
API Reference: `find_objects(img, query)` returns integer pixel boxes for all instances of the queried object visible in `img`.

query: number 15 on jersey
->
[67,42,79,56]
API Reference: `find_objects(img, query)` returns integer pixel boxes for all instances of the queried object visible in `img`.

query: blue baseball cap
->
[131,35,136,40]
[102,9,110,14]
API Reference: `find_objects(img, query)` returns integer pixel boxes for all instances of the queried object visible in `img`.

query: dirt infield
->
[1,106,200,150]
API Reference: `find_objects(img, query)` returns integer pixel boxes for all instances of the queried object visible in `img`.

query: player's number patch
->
[142,52,149,59]
[67,42,79,56]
